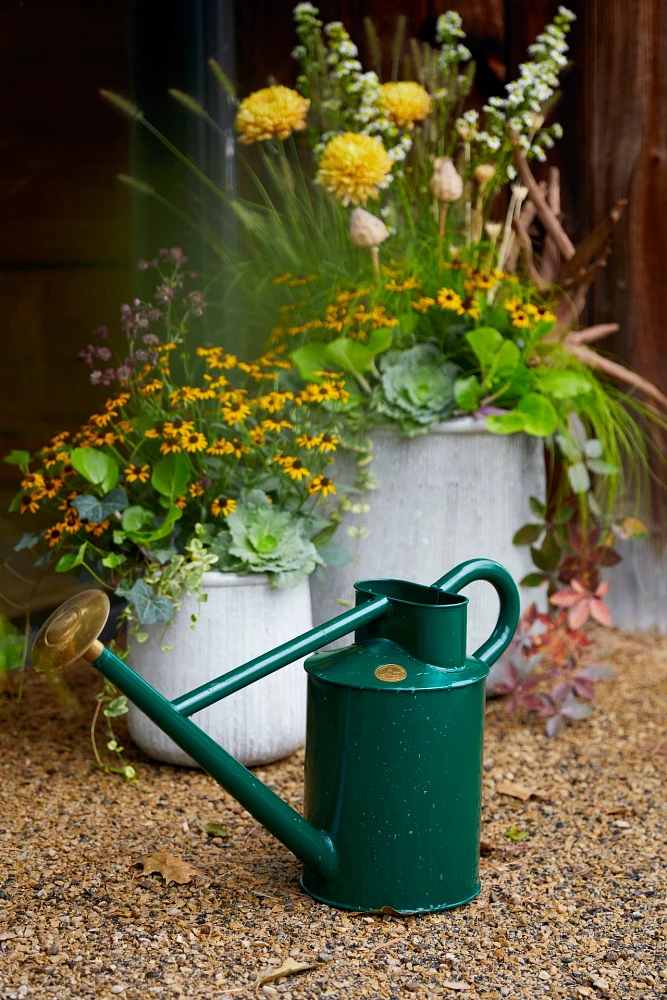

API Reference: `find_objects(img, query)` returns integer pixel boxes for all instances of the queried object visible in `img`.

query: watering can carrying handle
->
[432,558,520,667]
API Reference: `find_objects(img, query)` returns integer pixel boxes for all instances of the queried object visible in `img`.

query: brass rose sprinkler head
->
[32,589,111,672]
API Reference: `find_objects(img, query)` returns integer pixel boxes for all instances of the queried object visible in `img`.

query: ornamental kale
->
[371,344,459,436]
[210,490,323,587]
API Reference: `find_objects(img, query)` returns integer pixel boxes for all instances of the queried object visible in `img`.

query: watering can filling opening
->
[355,577,468,608]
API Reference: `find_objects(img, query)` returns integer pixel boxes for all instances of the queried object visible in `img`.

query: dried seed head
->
[474,163,496,187]
[349,207,389,249]
[511,184,529,203]
[431,158,463,203]
[485,221,502,241]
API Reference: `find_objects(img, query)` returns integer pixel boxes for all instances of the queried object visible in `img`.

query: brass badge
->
[374,663,407,683]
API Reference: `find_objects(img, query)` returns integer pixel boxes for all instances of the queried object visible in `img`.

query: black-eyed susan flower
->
[236,86,310,144]
[281,457,310,482]
[188,482,204,497]
[411,296,436,313]
[308,474,336,498]
[181,432,208,453]
[138,379,163,396]
[249,427,267,446]
[437,287,462,312]
[296,433,321,450]
[21,473,44,492]
[503,295,524,312]
[221,399,252,426]
[85,519,111,538]
[316,132,393,206]
[511,308,532,329]
[39,477,64,500]
[160,440,182,455]
[456,297,481,320]
[258,391,294,413]
[525,304,556,323]
[211,496,237,517]
[90,410,117,427]
[174,495,187,510]
[163,419,194,438]
[44,523,66,546]
[124,463,150,484]
[385,277,422,293]
[318,432,339,454]
[20,495,40,515]
[261,418,293,433]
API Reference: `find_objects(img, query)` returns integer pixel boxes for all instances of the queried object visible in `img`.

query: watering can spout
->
[32,590,395,879]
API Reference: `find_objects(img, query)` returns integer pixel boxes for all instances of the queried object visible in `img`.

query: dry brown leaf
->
[255,957,320,987]
[133,851,202,885]
[480,838,496,855]
[496,780,536,801]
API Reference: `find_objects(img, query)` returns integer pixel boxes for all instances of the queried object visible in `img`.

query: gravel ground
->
[0,627,665,1000]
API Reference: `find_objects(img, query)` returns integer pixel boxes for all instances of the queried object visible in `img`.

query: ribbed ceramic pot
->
[127,572,311,767]
[311,418,546,662]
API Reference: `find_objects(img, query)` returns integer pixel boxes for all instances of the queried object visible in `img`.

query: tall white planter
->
[310,418,546,656]
[128,572,311,767]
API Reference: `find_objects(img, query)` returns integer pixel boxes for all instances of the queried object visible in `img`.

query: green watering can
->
[33,558,519,914]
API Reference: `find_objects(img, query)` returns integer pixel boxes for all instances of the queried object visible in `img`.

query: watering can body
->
[35,558,519,914]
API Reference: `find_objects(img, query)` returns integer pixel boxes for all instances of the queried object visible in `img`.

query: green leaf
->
[485,412,527,434]
[586,459,618,476]
[454,375,482,413]
[134,632,149,643]
[128,579,174,625]
[101,552,126,569]
[290,342,329,381]
[504,826,529,842]
[200,821,228,838]
[515,393,559,437]
[537,368,593,399]
[121,505,154,532]
[8,493,22,513]
[396,311,418,335]
[529,496,546,518]
[125,505,182,543]
[73,488,128,523]
[55,542,87,574]
[14,532,40,552]
[311,522,339,550]
[3,450,31,467]
[113,530,127,545]
[465,327,503,373]
[520,572,548,587]
[568,461,591,494]
[71,448,119,494]
[318,542,353,567]
[530,543,559,573]
[367,326,394,356]
[102,696,129,718]
[151,452,191,501]
[487,339,520,384]
[512,524,543,546]
[324,338,374,376]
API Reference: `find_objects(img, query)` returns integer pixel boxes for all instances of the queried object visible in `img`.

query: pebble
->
[538,970,550,980]
[110,987,125,995]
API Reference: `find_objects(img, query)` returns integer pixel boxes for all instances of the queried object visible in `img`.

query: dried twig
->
[566,323,620,345]
[568,344,667,411]
[512,217,551,290]
[541,166,562,281]
[557,200,627,286]
[512,146,576,259]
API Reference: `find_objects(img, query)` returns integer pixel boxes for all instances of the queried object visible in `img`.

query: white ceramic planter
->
[127,572,311,767]
[310,418,547,658]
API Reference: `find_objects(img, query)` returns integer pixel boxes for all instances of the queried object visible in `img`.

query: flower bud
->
[431,157,463,203]
[474,163,495,187]
[349,207,389,249]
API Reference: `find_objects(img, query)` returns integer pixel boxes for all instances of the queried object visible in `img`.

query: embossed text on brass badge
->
[374,663,407,683]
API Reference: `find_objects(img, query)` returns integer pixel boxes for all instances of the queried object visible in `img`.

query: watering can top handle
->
[431,558,520,667]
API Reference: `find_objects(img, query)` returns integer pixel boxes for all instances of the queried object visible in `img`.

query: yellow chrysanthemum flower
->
[235,86,310,144]
[316,133,393,207]
[378,82,432,129]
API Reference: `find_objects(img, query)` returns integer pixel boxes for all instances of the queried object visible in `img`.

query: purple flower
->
[90,370,103,385]
[94,346,112,362]
[92,325,108,339]
[155,283,176,305]
[169,247,187,265]
[78,348,94,367]
[116,365,132,382]
[187,290,205,317]
[142,333,161,346]
[138,259,157,270]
